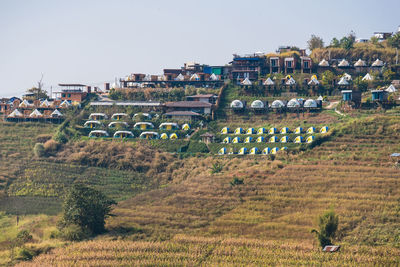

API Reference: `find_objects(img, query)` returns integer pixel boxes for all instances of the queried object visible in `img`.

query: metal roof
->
[165,101,212,108]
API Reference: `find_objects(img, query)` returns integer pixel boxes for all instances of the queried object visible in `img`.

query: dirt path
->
[326,101,339,109]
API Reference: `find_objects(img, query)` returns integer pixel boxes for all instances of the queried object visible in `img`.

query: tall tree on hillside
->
[59,184,116,235]
[307,35,324,51]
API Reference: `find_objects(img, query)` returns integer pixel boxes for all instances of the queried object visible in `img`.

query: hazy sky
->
[0,0,399,97]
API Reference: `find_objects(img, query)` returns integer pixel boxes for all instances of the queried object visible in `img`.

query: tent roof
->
[8,109,23,117]
[372,58,384,67]
[318,59,330,67]
[386,84,397,92]
[263,77,274,85]
[241,77,252,85]
[29,109,43,117]
[362,73,373,81]
[51,109,63,116]
[338,59,350,67]
[354,59,366,67]
[338,77,349,85]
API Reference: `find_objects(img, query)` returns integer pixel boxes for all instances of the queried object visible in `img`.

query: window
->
[62,94,66,98]
[271,59,277,67]
[304,61,309,69]
[287,61,292,68]
[68,94,71,97]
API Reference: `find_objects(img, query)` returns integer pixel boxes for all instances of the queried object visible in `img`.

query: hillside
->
[0,113,396,266]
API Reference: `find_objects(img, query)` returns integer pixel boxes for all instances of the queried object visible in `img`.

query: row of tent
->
[88,130,179,139]
[221,126,328,135]
[88,112,155,121]
[319,58,384,68]
[84,121,190,131]
[123,73,220,82]
[7,108,64,118]
[218,147,288,155]
[17,99,71,109]
[231,98,321,109]
[222,135,315,144]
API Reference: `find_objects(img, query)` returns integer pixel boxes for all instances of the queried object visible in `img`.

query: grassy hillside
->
[1,113,400,266]
[12,114,400,266]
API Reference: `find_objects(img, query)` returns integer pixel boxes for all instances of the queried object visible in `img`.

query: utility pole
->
[396,48,398,65]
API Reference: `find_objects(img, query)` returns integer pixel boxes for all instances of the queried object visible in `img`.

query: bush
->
[54,131,68,144]
[43,139,60,154]
[210,161,224,174]
[60,224,90,241]
[16,230,33,244]
[36,134,52,143]
[186,141,209,153]
[230,177,244,186]
[33,143,45,157]
[311,209,339,248]
[17,247,35,260]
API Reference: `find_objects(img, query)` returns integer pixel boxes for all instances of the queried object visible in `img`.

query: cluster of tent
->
[231,98,321,110]
[241,75,319,87]
[221,126,328,135]
[7,108,64,119]
[222,135,315,144]
[218,146,288,155]
[87,112,156,121]
[88,130,179,140]
[319,58,384,68]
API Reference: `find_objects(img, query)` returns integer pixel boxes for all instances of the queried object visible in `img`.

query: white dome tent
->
[263,77,274,86]
[287,98,301,108]
[250,100,264,109]
[271,100,285,109]
[241,78,252,86]
[318,59,329,67]
[386,84,397,93]
[338,59,350,67]
[338,77,349,86]
[230,100,244,109]
[303,99,318,108]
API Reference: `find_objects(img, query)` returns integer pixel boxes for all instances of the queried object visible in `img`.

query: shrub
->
[17,247,35,260]
[36,134,52,143]
[33,143,45,157]
[60,224,90,241]
[311,209,339,248]
[186,141,209,153]
[43,139,60,154]
[54,131,68,144]
[210,161,224,174]
[230,177,244,186]
[16,230,33,244]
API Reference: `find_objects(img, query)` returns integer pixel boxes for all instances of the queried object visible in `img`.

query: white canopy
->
[190,73,200,81]
[271,100,285,108]
[338,77,349,85]
[29,109,42,117]
[111,113,128,119]
[8,109,23,118]
[89,130,109,137]
[241,77,252,86]
[209,73,219,81]
[40,99,51,107]
[134,122,154,128]
[51,109,63,117]
[230,100,244,109]
[159,122,179,128]
[60,100,71,107]
[308,78,319,85]
[19,100,32,108]
[385,84,397,93]
[304,99,318,108]
[354,59,366,67]
[285,77,296,85]
[251,100,264,109]
[338,59,350,67]
[343,73,352,81]
[263,77,274,85]
[287,98,301,108]
[317,95,323,101]
[362,73,373,81]
[114,131,134,138]
[175,74,185,81]
[318,59,329,67]
[372,58,384,67]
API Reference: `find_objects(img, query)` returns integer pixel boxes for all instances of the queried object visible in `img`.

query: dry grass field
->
[13,114,400,266]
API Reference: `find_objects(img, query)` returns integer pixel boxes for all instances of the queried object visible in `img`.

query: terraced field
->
[3,115,400,266]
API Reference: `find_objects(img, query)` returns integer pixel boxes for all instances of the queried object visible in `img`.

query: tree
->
[387,32,400,49]
[330,38,340,48]
[321,70,335,87]
[370,36,379,46]
[311,209,339,248]
[59,184,116,235]
[307,35,324,51]
[340,37,354,50]
[27,87,48,99]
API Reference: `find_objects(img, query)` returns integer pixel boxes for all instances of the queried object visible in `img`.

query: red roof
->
[323,245,340,252]
[165,101,212,108]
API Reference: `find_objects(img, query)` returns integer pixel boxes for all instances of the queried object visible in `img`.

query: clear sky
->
[0,0,399,97]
